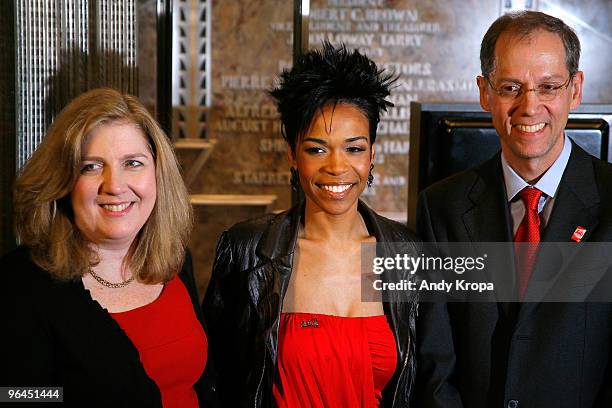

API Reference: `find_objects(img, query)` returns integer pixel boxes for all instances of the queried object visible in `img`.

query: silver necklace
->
[88,268,135,289]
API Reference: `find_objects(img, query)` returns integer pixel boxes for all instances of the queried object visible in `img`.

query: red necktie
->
[513,187,543,300]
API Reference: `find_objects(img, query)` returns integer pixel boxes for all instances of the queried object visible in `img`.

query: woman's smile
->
[71,122,157,249]
[290,103,373,215]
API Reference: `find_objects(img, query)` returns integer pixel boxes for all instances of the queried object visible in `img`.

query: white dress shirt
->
[501,135,572,236]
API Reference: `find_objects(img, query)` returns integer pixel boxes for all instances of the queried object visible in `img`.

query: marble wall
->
[193,0,293,208]
[137,0,611,295]
[198,0,611,223]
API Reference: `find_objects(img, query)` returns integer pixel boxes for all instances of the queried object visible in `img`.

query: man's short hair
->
[480,10,581,78]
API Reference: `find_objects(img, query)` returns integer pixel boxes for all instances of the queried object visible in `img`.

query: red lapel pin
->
[571,226,587,242]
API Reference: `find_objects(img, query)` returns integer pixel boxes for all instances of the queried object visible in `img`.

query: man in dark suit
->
[415,11,612,408]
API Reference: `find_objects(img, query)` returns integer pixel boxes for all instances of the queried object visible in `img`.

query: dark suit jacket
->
[414,142,612,408]
[0,246,219,408]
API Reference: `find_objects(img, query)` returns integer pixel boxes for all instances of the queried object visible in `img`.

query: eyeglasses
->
[484,75,573,101]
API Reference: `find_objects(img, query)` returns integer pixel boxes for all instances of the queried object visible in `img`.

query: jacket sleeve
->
[414,191,464,408]
[202,230,252,407]
[594,311,612,406]
[1,250,56,387]
[203,230,234,331]
[595,366,612,407]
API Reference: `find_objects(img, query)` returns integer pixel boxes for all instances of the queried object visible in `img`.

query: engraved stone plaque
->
[189,0,294,210]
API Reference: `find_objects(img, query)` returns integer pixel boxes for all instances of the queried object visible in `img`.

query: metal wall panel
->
[0,1,16,254]
[172,0,211,140]
[14,0,138,169]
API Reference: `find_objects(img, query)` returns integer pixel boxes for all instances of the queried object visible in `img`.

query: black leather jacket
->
[203,200,419,407]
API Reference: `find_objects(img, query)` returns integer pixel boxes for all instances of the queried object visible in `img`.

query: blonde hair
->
[15,88,193,283]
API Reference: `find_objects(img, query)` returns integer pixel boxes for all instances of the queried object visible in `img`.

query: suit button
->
[507,400,519,408]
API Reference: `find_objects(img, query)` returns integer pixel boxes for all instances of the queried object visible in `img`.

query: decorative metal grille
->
[14,0,138,169]
[172,0,211,140]
[171,0,214,189]
[0,1,16,253]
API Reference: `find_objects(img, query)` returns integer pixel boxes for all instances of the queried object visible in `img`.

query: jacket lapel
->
[247,203,302,365]
[347,201,414,358]
[359,200,415,404]
[518,144,601,322]
[462,155,513,243]
[540,144,600,243]
[462,156,517,316]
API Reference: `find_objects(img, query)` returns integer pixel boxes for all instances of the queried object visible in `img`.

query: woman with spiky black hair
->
[204,42,419,407]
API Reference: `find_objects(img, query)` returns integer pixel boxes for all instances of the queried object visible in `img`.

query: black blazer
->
[0,246,218,408]
[414,143,612,408]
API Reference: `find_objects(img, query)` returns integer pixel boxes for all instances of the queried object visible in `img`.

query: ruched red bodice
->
[273,312,397,407]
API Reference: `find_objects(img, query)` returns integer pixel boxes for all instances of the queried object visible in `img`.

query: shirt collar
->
[501,134,572,201]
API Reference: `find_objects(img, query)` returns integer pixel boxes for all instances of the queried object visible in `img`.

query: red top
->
[273,312,397,408]
[111,276,206,408]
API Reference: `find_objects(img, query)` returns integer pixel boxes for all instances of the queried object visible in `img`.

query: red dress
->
[111,276,207,408]
[273,312,397,407]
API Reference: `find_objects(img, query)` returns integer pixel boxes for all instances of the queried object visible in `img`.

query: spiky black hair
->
[270,41,396,153]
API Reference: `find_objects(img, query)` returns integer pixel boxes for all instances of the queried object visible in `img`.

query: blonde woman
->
[2,89,218,408]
